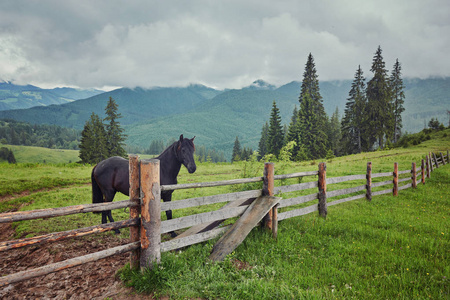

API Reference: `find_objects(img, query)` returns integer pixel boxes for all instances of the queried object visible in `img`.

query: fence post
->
[411,162,417,188]
[447,150,449,164]
[366,162,372,201]
[440,152,445,165]
[393,162,398,196]
[129,155,141,270]
[139,159,161,270]
[421,159,425,185]
[429,152,434,172]
[262,162,275,232]
[426,155,430,178]
[318,162,327,218]
[433,152,439,168]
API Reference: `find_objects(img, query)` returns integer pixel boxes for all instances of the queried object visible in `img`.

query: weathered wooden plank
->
[318,162,327,218]
[398,183,412,190]
[161,189,261,211]
[161,206,248,234]
[398,177,411,183]
[0,218,139,252]
[277,203,318,221]
[161,226,230,252]
[393,163,399,196]
[328,194,366,207]
[372,172,393,178]
[209,196,281,261]
[366,162,372,201]
[278,193,318,208]
[274,181,318,194]
[128,155,141,270]
[371,180,392,188]
[0,200,137,224]
[398,169,411,175]
[161,176,263,191]
[0,242,140,288]
[274,171,318,180]
[372,188,391,196]
[173,197,256,240]
[327,185,366,198]
[140,159,161,270]
[327,174,366,184]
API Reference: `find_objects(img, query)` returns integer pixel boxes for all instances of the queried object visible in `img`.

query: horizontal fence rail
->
[0,150,448,288]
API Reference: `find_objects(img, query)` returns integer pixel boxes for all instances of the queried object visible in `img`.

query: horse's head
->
[177,134,197,173]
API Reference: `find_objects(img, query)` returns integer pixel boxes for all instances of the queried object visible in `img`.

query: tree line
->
[253,46,426,162]
[0,119,80,150]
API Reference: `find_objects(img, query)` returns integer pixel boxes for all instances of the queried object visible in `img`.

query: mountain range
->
[0,77,448,159]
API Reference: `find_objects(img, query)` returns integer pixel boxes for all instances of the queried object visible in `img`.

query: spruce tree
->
[298,93,328,159]
[79,113,108,164]
[341,65,368,154]
[258,122,269,159]
[231,136,241,162]
[267,101,284,157]
[366,46,393,149]
[104,97,127,158]
[329,107,342,156]
[390,59,405,143]
[298,53,329,157]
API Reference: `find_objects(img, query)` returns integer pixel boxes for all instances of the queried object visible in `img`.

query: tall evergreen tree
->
[366,46,393,149]
[341,65,368,154]
[298,93,328,159]
[104,97,127,158]
[298,53,328,158]
[267,101,284,157]
[390,59,405,143]
[231,136,241,162]
[79,113,108,164]
[258,122,269,159]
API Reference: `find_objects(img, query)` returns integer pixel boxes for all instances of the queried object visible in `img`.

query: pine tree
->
[258,122,269,160]
[390,59,405,143]
[366,46,393,149]
[267,101,284,157]
[79,113,108,164]
[231,136,241,162]
[104,97,127,158]
[341,65,368,154]
[298,93,328,159]
[297,53,329,159]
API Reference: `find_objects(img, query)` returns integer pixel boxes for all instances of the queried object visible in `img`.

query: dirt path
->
[0,222,155,299]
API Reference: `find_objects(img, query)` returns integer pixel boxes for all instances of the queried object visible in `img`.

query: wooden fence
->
[0,151,448,287]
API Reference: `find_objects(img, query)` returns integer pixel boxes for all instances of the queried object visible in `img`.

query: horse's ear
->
[179,134,184,141]
[191,136,196,142]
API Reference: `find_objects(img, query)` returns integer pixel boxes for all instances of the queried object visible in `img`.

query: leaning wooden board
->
[209,195,281,262]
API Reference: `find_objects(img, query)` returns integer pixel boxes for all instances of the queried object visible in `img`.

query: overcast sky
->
[0,0,449,90]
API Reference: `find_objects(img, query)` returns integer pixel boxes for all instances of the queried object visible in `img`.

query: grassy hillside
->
[0,130,448,299]
[4,145,81,164]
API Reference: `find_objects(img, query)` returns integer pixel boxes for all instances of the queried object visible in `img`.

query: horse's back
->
[94,156,130,196]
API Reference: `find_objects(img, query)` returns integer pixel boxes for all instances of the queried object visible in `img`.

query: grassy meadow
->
[0,128,449,298]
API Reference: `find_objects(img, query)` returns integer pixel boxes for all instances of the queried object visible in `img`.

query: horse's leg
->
[104,190,120,234]
[162,191,177,237]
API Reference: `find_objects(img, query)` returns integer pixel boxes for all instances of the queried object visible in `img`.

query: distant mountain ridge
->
[0,81,104,111]
[0,77,448,159]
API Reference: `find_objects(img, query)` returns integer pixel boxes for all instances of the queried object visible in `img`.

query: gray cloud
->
[0,0,449,89]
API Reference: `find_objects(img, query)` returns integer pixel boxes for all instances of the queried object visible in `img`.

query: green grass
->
[0,130,449,298]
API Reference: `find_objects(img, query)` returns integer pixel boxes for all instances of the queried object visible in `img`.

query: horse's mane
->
[156,138,195,159]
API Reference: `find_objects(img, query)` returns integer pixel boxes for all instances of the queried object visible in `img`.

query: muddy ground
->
[0,222,154,299]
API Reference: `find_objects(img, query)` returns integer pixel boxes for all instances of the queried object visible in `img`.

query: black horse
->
[91,134,196,236]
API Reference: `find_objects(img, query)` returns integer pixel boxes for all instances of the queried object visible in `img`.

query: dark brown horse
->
[91,135,196,236]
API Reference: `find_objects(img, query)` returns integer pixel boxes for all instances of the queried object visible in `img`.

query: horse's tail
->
[91,166,103,214]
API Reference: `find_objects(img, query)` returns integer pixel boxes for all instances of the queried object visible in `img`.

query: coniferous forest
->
[251,46,448,163]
